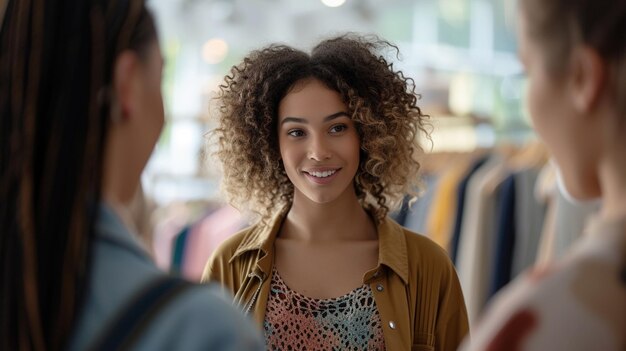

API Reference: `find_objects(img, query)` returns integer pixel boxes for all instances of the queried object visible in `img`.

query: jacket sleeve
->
[130,284,265,350]
[201,251,222,283]
[200,242,238,296]
[435,258,470,351]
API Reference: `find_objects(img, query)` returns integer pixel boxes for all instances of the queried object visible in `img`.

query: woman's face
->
[135,40,165,166]
[108,39,165,203]
[277,78,361,205]
[517,10,601,199]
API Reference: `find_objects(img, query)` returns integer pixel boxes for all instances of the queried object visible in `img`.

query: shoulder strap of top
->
[88,276,193,351]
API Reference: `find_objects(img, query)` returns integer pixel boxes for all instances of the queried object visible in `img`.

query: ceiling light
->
[201,38,229,64]
[321,0,346,8]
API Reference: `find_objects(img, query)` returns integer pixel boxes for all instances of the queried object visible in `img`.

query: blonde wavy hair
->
[520,0,626,116]
[212,34,429,221]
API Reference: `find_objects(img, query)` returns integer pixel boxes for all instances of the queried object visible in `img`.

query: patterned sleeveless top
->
[263,267,385,351]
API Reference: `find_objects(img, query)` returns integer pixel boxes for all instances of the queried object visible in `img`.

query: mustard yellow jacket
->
[202,211,469,351]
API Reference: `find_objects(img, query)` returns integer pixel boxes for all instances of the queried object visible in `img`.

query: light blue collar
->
[95,202,152,261]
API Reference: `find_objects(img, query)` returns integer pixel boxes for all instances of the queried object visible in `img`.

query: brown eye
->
[330,124,347,133]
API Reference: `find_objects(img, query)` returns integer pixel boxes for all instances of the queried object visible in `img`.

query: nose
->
[308,135,332,161]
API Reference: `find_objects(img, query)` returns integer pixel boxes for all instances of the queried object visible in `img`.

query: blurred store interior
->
[144,0,526,206]
[127,0,602,326]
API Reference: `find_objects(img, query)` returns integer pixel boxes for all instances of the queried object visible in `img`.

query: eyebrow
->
[280,111,350,126]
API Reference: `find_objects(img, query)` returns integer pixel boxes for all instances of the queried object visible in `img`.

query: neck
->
[102,126,143,207]
[598,148,626,220]
[282,188,377,242]
[102,192,139,233]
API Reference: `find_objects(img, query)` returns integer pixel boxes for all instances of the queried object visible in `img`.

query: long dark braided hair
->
[0,0,156,350]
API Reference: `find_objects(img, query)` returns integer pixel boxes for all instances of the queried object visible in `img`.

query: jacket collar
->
[376,217,410,284]
[231,209,410,285]
[231,210,287,261]
[96,202,153,261]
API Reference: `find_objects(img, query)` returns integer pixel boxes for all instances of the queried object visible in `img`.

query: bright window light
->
[321,0,346,8]
[202,38,229,64]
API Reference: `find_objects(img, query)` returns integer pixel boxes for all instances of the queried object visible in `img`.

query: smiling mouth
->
[303,169,339,178]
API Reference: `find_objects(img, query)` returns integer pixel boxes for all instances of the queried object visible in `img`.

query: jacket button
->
[376,284,384,292]
[389,321,396,330]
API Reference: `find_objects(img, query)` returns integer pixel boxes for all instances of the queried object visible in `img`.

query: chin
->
[306,195,337,205]
[572,187,601,201]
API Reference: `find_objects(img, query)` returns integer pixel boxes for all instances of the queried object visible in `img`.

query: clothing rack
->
[392,142,600,326]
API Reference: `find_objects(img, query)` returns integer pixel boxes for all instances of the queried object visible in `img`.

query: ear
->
[569,45,607,114]
[112,50,141,122]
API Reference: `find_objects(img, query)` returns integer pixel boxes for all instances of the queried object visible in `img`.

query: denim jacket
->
[68,203,264,351]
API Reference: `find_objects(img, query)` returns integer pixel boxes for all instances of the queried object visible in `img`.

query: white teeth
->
[309,170,336,178]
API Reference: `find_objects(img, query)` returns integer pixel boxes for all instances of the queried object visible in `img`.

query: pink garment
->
[152,206,190,271]
[182,205,244,281]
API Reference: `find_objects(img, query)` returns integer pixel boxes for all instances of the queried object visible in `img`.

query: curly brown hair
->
[212,34,429,221]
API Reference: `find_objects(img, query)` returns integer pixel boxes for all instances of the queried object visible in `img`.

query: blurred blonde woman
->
[461,0,626,350]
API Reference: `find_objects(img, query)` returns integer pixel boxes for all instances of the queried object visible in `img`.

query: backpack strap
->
[89,276,193,351]
[620,232,626,286]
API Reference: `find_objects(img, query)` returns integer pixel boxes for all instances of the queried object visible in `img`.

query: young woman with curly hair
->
[203,34,469,351]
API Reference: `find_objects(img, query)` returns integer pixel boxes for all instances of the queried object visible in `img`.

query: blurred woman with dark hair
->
[0,1,263,350]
